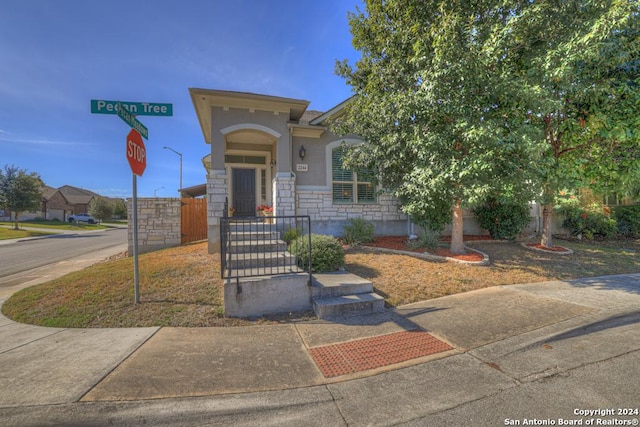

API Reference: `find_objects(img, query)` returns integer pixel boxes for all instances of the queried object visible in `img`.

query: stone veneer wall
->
[127,198,181,255]
[273,174,296,217]
[296,189,409,236]
[206,170,228,253]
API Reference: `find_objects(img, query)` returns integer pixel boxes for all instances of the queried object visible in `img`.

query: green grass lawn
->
[0,220,109,231]
[0,227,55,240]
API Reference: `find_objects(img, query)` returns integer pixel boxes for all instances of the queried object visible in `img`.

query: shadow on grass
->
[142,299,219,306]
[344,262,380,279]
[469,241,640,283]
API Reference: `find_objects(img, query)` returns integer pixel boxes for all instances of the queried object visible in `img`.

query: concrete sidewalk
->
[0,248,638,426]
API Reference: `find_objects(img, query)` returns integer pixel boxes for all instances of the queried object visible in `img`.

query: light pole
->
[154,186,164,197]
[163,146,182,196]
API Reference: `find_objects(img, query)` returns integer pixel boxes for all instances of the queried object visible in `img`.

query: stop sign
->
[126,129,146,176]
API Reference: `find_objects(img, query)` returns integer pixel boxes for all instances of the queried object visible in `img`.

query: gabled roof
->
[189,88,310,144]
[299,110,323,124]
[309,96,355,125]
[41,185,59,200]
[58,185,97,205]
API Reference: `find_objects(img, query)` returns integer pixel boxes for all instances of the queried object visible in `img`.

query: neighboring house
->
[57,185,98,216]
[41,185,73,221]
[190,88,409,253]
[42,185,106,221]
[1,184,112,222]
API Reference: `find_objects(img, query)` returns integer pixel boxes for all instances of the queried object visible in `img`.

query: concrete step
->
[229,239,287,254]
[228,220,277,232]
[229,230,280,241]
[313,292,385,319]
[224,265,306,278]
[311,272,374,298]
[229,251,297,270]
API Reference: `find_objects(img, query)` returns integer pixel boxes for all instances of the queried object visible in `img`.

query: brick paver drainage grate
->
[309,329,453,378]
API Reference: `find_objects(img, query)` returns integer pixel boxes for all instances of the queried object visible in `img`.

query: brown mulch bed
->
[525,243,570,252]
[363,236,487,262]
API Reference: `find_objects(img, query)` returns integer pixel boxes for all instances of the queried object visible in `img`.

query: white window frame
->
[326,139,377,204]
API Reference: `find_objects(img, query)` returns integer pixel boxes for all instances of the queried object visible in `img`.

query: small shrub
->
[472,196,531,240]
[612,205,640,238]
[282,227,302,244]
[343,217,375,245]
[409,224,441,251]
[556,197,617,240]
[291,234,345,273]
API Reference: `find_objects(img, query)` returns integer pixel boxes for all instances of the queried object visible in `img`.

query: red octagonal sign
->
[126,129,146,176]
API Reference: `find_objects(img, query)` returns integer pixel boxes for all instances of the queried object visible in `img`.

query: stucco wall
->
[127,198,181,255]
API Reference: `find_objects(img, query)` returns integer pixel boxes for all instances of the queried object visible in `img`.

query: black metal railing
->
[220,198,312,285]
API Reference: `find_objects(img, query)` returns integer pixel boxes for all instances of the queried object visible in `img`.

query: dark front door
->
[232,168,256,216]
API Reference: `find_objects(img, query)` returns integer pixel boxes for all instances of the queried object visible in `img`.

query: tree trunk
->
[13,212,19,230]
[450,200,466,254]
[540,202,554,248]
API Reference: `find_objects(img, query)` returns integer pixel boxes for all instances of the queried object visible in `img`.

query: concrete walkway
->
[0,246,639,426]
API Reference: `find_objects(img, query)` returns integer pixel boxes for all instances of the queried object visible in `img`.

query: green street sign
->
[116,102,149,139]
[91,99,173,116]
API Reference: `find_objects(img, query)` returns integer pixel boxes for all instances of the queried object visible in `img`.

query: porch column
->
[206,169,228,254]
[206,125,228,254]
[273,172,296,217]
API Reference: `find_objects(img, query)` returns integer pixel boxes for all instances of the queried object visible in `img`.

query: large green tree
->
[88,197,113,223]
[500,0,640,247]
[335,0,540,253]
[0,165,44,230]
[337,0,639,251]
[113,198,127,219]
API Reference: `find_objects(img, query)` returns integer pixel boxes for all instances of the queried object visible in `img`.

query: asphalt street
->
[0,227,126,278]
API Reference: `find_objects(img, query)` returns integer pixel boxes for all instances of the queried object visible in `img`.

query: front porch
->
[190,89,307,254]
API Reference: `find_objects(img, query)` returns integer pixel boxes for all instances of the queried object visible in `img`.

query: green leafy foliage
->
[334,0,544,253]
[472,197,531,240]
[335,0,640,250]
[612,205,640,238]
[0,164,43,229]
[113,199,127,219]
[343,217,375,245]
[282,227,302,245]
[88,197,113,223]
[555,194,617,240]
[291,234,345,273]
[409,224,441,251]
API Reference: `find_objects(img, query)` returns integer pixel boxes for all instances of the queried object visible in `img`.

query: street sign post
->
[126,129,146,176]
[91,99,173,116]
[90,97,173,305]
[126,129,146,304]
[116,102,149,139]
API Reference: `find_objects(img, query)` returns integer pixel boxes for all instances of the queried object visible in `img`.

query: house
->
[190,89,409,253]
[57,185,98,216]
[41,185,73,221]
[41,185,100,221]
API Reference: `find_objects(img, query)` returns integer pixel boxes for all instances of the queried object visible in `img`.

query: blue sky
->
[0,0,361,198]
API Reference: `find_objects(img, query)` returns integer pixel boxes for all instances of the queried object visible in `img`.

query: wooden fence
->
[181,198,207,244]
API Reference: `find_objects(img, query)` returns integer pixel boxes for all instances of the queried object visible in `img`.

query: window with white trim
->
[331,146,376,203]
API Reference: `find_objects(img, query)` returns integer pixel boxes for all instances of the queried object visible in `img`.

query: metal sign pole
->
[132,173,140,304]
